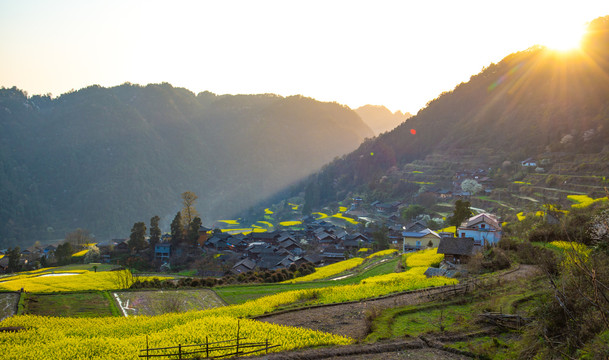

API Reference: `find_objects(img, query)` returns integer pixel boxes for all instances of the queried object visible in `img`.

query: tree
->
[170,212,184,246]
[401,204,426,222]
[188,216,203,247]
[129,222,147,252]
[65,228,93,246]
[149,215,161,247]
[181,191,199,228]
[83,245,100,263]
[54,242,74,265]
[448,199,473,233]
[372,224,390,250]
[7,247,20,273]
[461,179,482,196]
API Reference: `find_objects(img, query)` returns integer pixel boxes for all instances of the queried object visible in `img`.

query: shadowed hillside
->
[0,84,373,245]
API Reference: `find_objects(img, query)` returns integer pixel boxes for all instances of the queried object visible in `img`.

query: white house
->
[521,158,537,167]
[457,213,502,246]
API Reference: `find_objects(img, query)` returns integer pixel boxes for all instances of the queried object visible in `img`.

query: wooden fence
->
[139,321,279,359]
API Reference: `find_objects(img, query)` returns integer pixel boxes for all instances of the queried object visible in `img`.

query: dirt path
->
[256,265,539,340]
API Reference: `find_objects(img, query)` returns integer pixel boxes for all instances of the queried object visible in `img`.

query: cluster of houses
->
[196,221,375,275]
[0,192,503,276]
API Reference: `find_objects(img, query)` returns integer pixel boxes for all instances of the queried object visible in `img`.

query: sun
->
[541,22,587,52]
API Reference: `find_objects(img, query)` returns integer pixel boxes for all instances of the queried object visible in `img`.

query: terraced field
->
[113,289,226,316]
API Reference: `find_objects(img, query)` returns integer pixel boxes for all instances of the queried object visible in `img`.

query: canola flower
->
[71,249,89,257]
[264,208,274,215]
[366,249,397,259]
[549,241,591,267]
[513,180,532,185]
[331,213,359,225]
[567,194,608,209]
[217,220,240,226]
[256,221,274,228]
[279,221,302,227]
[0,315,350,360]
[357,248,370,253]
[282,257,364,283]
[403,248,444,268]
[339,206,347,212]
[439,226,456,233]
[312,212,328,219]
[0,269,134,293]
[0,260,458,359]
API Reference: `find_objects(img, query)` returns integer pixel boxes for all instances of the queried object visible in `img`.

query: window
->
[461,232,465,237]
[480,224,485,229]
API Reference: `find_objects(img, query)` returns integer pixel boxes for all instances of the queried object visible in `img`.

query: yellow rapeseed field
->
[366,249,397,259]
[403,248,444,268]
[0,269,139,293]
[0,315,350,360]
[282,257,364,283]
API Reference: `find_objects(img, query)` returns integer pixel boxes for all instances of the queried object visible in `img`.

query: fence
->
[139,321,279,359]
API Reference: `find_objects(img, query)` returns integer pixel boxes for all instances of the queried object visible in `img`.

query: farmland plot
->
[113,289,225,316]
[0,293,19,321]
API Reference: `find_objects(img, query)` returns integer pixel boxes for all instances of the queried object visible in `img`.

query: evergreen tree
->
[449,199,473,233]
[129,222,147,252]
[54,242,74,265]
[7,247,20,273]
[170,212,184,246]
[372,224,390,250]
[149,215,161,247]
[188,216,203,247]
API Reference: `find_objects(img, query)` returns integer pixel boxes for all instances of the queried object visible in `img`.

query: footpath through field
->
[255,265,538,340]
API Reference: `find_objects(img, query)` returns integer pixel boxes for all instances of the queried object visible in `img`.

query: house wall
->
[459,228,501,245]
[403,234,440,249]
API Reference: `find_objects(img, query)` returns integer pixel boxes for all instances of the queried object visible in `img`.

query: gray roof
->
[437,237,475,256]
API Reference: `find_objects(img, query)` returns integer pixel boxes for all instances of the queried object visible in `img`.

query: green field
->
[23,291,118,317]
[216,256,400,304]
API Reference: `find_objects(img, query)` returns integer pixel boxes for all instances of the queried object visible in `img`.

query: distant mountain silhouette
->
[0,84,373,246]
[355,105,412,135]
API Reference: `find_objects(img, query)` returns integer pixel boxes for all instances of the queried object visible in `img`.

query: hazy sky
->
[1,1,609,114]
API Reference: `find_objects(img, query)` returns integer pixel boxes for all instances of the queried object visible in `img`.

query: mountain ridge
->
[0,84,373,246]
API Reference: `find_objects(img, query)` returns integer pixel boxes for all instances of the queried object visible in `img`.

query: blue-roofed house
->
[402,228,442,251]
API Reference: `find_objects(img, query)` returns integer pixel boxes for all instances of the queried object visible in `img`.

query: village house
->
[402,228,442,250]
[457,213,502,246]
[437,236,477,264]
[154,243,171,262]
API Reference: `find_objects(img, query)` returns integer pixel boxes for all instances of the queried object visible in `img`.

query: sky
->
[1,1,609,114]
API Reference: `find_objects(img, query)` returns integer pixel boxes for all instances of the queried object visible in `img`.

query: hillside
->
[302,16,609,210]
[354,105,412,135]
[0,84,373,246]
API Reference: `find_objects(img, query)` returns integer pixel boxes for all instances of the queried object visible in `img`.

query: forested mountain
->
[0,84,373,246]
[355,105,412,135]
[303,16,609,205]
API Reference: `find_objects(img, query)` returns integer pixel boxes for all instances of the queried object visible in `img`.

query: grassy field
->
[23,291,119,317]
[113,289,226,316]
[365,275,544,359]
[216,256,400,304]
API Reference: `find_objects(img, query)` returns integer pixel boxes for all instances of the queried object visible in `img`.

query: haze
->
[1,0,608,113]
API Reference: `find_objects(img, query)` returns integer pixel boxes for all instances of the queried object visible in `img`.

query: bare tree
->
[181,191,200,228]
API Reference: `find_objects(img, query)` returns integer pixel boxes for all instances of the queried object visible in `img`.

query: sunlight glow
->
[542,22,587,51]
